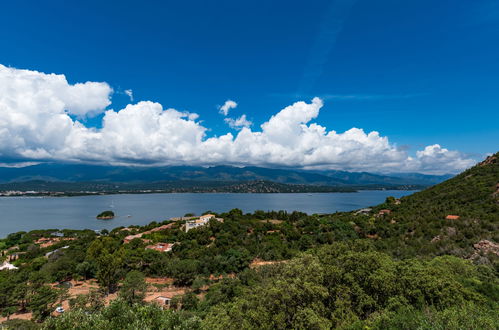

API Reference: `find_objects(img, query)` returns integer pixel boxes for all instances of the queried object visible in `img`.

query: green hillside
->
[367,152,499,261]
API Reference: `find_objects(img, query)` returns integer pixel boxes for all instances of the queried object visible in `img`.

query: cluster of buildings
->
[0,190,66,196]
[0,190,39,196]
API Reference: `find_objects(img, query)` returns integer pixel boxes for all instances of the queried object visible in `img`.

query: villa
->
[185,214,223,232]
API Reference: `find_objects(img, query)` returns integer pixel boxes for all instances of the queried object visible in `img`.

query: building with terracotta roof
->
[378,209,391,216]
[445,215,460,220]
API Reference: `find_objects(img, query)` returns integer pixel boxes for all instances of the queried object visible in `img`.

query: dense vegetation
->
[0,153,497,329]
[96,211,115,220]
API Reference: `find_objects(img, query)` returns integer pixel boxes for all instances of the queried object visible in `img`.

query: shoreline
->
[0,187,424,198]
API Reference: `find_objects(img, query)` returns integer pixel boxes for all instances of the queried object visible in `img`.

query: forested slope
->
[368,152,499,261]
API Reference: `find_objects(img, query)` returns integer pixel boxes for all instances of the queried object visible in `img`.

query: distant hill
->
[0,163,450,187]
[0,180,360,195]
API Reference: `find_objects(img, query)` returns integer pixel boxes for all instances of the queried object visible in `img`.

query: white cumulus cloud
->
[413,144,476,174]
[219,100,237,116]
[0,65,478,174]
[224,114,252,130]
[0,64,112,161]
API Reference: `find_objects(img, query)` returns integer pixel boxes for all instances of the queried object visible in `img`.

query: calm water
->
[0,190,417,238]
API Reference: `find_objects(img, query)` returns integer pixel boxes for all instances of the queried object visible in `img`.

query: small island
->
[96,210,115,220]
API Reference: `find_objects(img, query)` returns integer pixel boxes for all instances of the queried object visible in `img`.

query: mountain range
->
[0,163,452,187]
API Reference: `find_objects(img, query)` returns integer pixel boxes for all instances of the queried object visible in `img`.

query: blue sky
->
[0,0,497,173]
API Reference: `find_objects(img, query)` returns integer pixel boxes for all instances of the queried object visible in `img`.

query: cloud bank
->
[0,64,476,174]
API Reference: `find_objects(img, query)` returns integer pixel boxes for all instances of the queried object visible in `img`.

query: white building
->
[185,214,217,232]
[0,262,18,271]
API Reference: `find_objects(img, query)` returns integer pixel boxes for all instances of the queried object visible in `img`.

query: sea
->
[0,190,417,238]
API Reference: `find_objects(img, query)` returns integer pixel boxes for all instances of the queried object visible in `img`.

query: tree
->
[180,292,199,310]
[28,285,65,321]
[75,261,95,280]
[87,238,124,294]
[94,249,125,294]
[0,278,17,320]
[1,306,17,320]
[119,271,148,305]
[173,259,200,286]
[191,276,207,293]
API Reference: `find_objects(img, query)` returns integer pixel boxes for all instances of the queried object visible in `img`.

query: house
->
[378,209,391,216]
[199,214,215,222]
[185,214,223,232]
[354,208,372,215]
[445,215,460,220]
[145,243,174,253]
[8,252,25,261]
[185,214,214,232]
[155,296,172,309]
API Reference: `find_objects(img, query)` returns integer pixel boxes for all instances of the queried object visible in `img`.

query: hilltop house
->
[445,215,460,220]
[185,214,223,232]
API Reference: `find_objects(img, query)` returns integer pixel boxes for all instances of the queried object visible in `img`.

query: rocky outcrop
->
[470,240,499,259]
